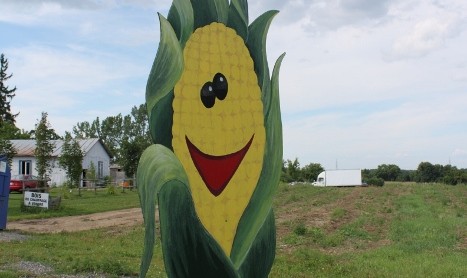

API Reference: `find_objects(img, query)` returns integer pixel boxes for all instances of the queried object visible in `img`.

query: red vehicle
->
[9,175,41,192]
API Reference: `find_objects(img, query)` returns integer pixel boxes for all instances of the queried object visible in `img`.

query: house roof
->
[10,139,113,158]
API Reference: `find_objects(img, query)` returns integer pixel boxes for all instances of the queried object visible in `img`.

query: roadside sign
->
[24,191,49,209]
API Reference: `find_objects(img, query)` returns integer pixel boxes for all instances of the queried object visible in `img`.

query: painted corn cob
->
[138,0,284,277]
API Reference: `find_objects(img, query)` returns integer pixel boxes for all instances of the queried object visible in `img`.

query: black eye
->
[213,73,228,100]
[200,82,215,108]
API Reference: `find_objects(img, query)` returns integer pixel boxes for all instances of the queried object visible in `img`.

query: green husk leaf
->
[246,10,278,112]
[167,0,194,48]
[227,0,249,41]
[149,91,173,149]
[137,144,189,277]
[231,53,284,267]
[158,178,238,278]
[146,14,183,144]
[191,0,229,29]
[237,209,276,277]
[265,52,285,123]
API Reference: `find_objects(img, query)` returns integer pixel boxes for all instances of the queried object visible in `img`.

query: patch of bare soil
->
[6,208,145,234]
[275,186,393,255]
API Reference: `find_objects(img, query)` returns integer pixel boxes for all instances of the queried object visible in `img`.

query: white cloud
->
[388,17,460,60]
[7,45,146,134]
[250,0,391,32]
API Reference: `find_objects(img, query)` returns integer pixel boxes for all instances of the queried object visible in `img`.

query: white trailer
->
[312,169,362,187]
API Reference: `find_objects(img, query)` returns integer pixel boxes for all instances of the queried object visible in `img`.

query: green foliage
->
[0,121,30,140]
[413,161,467,185]
[415,161,443,183]
[281,158,324,183]
[366,176,385,186]
[281,158,300,182]
[73,104,151,177]
[120,105,151,177]
[0,137,15,167]
[375,164,401,181]
[58,132,84,188]
[301,162,324,182]
[0,54,28,167]
[34,112,56,186]
[0,53,18,125]
[106,184,116,195]
[442,164,467,185]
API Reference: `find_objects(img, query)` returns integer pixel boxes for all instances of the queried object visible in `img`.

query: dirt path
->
[6,208,146,233]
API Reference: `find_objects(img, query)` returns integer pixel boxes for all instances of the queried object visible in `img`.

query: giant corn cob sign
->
[137,0,284,277]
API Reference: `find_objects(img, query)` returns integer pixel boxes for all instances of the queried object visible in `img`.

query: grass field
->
[1,183,466,277]
[6,187,141,221]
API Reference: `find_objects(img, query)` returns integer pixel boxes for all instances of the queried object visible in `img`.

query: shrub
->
[366,177,384,186]
[106,184,116,195]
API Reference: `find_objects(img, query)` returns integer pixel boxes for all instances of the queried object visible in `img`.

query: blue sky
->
[2,0,467,170]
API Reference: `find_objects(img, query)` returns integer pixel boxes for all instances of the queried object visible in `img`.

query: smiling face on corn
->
[172,22,266,255]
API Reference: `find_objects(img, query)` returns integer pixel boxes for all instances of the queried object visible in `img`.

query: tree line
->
[282,158,467,186]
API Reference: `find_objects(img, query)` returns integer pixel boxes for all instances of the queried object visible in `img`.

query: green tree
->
[0,122,31,140]
[0,54,26,166]
[58,132,83,188]
[100,114,124,163]
[73,120,99,139]
[34,112,55,188]
[72,104,151,177]
[120,104,151,177]
[396,170,415,182]
[0,139,15,168]
[281,158,301,182]
[0,53,18,125]
[366,176,385,186]
[0,122,21,168]
[73,115,123,163]
[301,162,324,182]
[375,164,401,181]
[415,161,443,183]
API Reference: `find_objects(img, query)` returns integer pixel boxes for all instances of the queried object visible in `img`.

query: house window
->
[98,161,104,179]
[19,160,32,175]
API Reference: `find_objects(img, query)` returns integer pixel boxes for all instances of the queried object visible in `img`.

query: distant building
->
[110,164,127,186]
[10,139,113,187]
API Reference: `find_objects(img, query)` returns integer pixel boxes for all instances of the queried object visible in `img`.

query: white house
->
[10,139,113,187]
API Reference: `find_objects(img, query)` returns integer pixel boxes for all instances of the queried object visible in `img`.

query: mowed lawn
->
[1,183,466,277]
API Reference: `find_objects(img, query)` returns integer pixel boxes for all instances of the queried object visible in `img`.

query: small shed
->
[110,164,127,185]
[10,139,113,187]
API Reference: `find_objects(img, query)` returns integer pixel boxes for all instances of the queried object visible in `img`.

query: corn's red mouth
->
[186,135,254,196]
